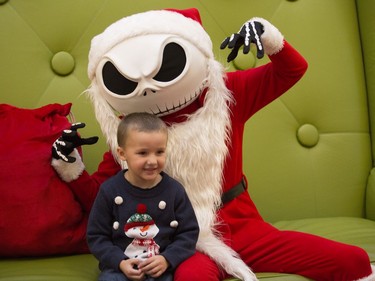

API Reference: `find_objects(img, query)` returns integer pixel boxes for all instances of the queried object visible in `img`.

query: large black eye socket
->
[153,43,186,82]
[102,61,138,96]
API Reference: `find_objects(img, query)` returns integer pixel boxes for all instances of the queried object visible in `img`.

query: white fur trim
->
[165,58,232,228]
[163,58,255,280]
[51,149,85,182]
[356,265,375,281]
[197,231,258,281]
[88,9,213,80]
[85,83,122,164]
[252,17,284,55]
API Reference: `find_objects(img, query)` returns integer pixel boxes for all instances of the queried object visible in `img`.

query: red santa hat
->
[88,8,213,80]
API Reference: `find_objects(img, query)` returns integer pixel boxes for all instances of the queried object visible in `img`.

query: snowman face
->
[125,224,160,239]
[95,34,208,116]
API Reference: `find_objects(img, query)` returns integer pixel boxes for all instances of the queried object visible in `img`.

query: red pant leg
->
[240,228,371,281]
[174,251,225,281]
[219,192,372,281]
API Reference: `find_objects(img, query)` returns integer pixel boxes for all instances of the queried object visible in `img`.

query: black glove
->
[52,122,98,163]
[220,20,265,62]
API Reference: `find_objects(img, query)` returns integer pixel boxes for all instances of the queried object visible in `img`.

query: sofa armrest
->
[366,168,375,220]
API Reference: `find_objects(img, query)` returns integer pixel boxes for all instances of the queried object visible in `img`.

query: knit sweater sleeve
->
[161,183,199,270]
[86,177,126,271]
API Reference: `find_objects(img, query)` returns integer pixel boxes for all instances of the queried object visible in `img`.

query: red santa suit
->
[52,8,374,281]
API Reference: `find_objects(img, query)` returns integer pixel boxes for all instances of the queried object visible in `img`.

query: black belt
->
[221,177,247,204]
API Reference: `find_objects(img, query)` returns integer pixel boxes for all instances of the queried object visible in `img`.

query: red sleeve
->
[226,40,308,123]
[221,41,308,191]
[67,151,121,213]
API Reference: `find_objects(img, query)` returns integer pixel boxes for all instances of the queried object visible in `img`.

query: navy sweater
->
[87,170,199,272]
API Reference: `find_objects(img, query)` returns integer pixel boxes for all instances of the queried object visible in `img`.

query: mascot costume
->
[52,8,375,281]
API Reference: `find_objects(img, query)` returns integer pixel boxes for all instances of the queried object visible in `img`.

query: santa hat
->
[88,8,213,80]
[124,204,154,231]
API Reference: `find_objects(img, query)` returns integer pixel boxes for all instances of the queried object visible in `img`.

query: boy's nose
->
[147,155,157,164]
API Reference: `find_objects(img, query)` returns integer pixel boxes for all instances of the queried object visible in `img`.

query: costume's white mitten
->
[252,17,284,55]
[51,149,85,182]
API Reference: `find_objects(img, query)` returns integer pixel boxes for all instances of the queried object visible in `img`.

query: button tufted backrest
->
[0,0,372,223]
[243,0,372,222]
[357,0,375,220]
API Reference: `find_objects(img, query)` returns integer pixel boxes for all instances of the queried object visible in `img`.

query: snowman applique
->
[124,204,160,260]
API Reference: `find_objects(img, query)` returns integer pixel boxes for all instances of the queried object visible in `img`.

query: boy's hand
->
[119,259,145,281]
[138,255,169,278]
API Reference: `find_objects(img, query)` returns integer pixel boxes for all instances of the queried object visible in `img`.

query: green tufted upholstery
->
[1,0,375,280]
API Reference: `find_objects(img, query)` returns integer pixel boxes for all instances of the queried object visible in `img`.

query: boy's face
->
[117,129,167,188]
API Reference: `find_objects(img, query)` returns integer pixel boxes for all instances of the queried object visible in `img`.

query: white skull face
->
[95,34,208,116]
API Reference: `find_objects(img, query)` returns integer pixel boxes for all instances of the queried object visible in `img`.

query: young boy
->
[87,112,199,281]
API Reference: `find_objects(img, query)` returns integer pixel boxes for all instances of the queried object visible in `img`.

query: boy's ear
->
[117,147,126,161]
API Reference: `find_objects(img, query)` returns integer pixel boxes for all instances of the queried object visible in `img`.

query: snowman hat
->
[125,204,154,231]
[88,7,213,80]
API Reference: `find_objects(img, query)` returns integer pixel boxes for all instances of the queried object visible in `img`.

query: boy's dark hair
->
[117,112,167,146]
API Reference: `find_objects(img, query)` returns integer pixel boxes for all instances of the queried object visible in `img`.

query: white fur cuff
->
[252,17,284,56]
[51,149,85,182]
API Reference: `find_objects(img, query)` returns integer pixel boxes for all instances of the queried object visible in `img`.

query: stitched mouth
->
[152,93,198,116]
[150,79,207,116]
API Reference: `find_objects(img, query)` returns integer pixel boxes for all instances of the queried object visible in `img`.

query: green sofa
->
[1,0,375,280]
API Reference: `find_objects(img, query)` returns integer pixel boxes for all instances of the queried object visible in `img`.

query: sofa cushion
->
[274,217,375,263]
[0,255,311,281]
[224,217,375,281]
[0,254,99,281]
